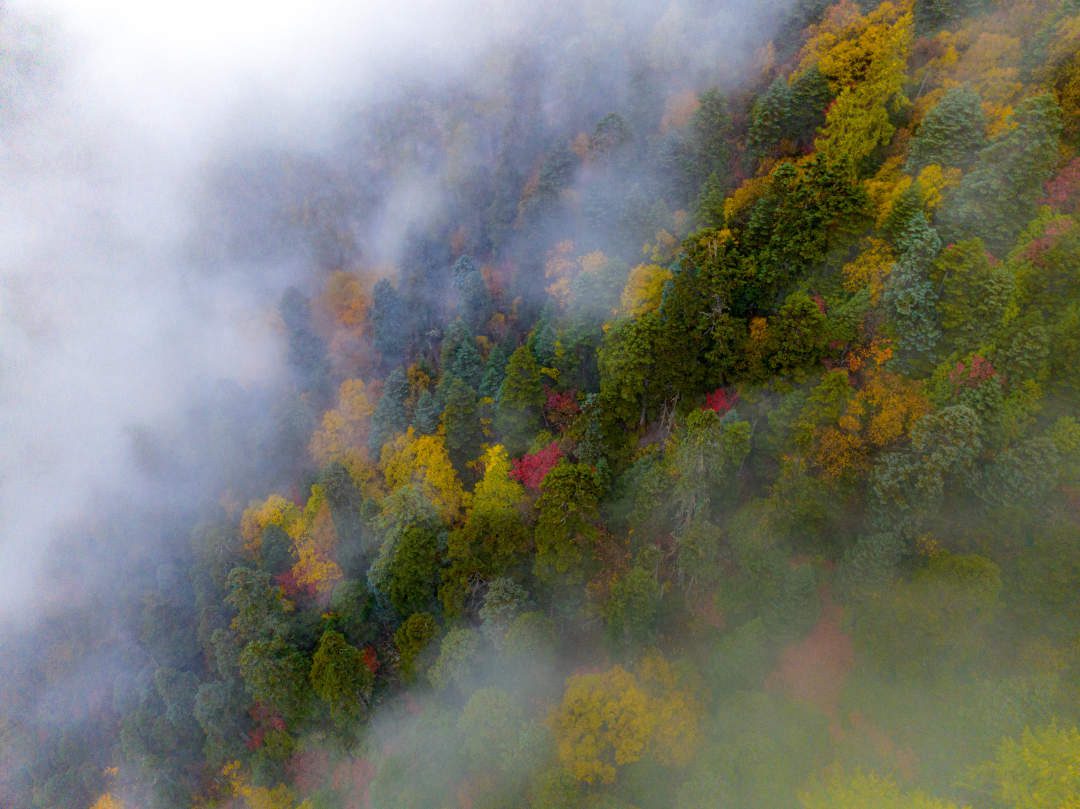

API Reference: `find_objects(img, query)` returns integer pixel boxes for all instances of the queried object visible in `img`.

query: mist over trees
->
[2,0,1080,808]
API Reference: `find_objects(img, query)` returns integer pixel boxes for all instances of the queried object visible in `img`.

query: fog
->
[0,0,800,806]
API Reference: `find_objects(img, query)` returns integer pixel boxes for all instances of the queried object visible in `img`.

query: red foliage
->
[246,704,287,750]
[510,441,563,491]
[948,354,998,389]
[1024,217,1073,264]
[361,646,379,674]
[274,568,317,601]
[544,389,581,431]
[1042,157,1080,214]
[704,387,739,415]
[811,293,828,314]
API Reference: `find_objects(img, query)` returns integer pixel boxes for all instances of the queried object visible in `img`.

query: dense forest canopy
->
[2,0,1080,807]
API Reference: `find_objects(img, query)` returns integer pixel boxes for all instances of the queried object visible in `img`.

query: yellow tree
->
[842,237,896,303]
[803,1,914,174]
[380,427,468,523]
[801,769,967,809]
[316,270,371,377]
[222,760,313,809]
[310,378,375,469]
[620,264,673,317]
[240,494,303,553]
[549,665,655,784]
[637,651,703,768]
[288,485,344,597]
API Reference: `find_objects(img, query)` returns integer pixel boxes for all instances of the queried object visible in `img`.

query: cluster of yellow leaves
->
[317,270,371,376]
[240,488,343,596]
[643,225,682,264]
[620,264,673,317]
[240,494,303,553]
[916,163,961,210]
[309,379,376,483]
[804,1,913,172]
[637,652,702,768]
[813,370,929,478]
[724,174,771,223]
[291,486,343,597]
[544,242,611,310]
[544,240,578,307]
[865,158,960,231]
[950,31,1022,135]
[381,428,469,522]
[801,769,968,809]
[471,444,525,514]
[865,156,912,224]
[550,655,703,784]
[842,237,896,303]
[550,666,655,784]
[222,761,312,809]
[90,794,124,809]
[845,337,895,374]
[1046,13,1080,142]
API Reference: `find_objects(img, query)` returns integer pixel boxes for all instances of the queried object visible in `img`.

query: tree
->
[439,376,483,478]
[370,278,409,371]
[602,564,663,650]
[801,769,965,808]
[309,629,373,724]
[906,86,986,172]
[496,345,545,453]
[748,78,794,161]
[931,239,1012,353]
[369,367,410,455]
[381,428,468,522]
[767,291,830,377]
[668,410,751,527]
[550,666,654,784]
[965,723,1080,809]
[237,637,310,725]
[394,612,437,681]
[811,1,913,176]
[427,626,481,693]
[451,255,492,334]
[440,318,484,390]
[279,286,330,398]
[441,445,530,614]
[937,94,1064,255]
[309,378,375,475]
[884,211,942,367]
[534,462,603,585]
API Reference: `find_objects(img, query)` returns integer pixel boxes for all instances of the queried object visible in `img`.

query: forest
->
[2,0,1080,807]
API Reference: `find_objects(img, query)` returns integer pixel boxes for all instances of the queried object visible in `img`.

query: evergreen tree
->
[906,86,987,172]
[369,366,411,455]
[937,94,1063,255]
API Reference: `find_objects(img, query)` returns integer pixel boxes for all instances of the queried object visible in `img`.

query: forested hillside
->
[3,0,1080,807]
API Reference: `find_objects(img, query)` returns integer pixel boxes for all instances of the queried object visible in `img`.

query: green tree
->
[906,85,986,172]
[938,94,1064,255]
[534,462,603,585]
[309,629,373,723]
[394,611,437,681]
[440,375,483,477]
[237,637,310,724]
[451,255,492,334]
[369,366,410,454]
[496,345,545,453]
